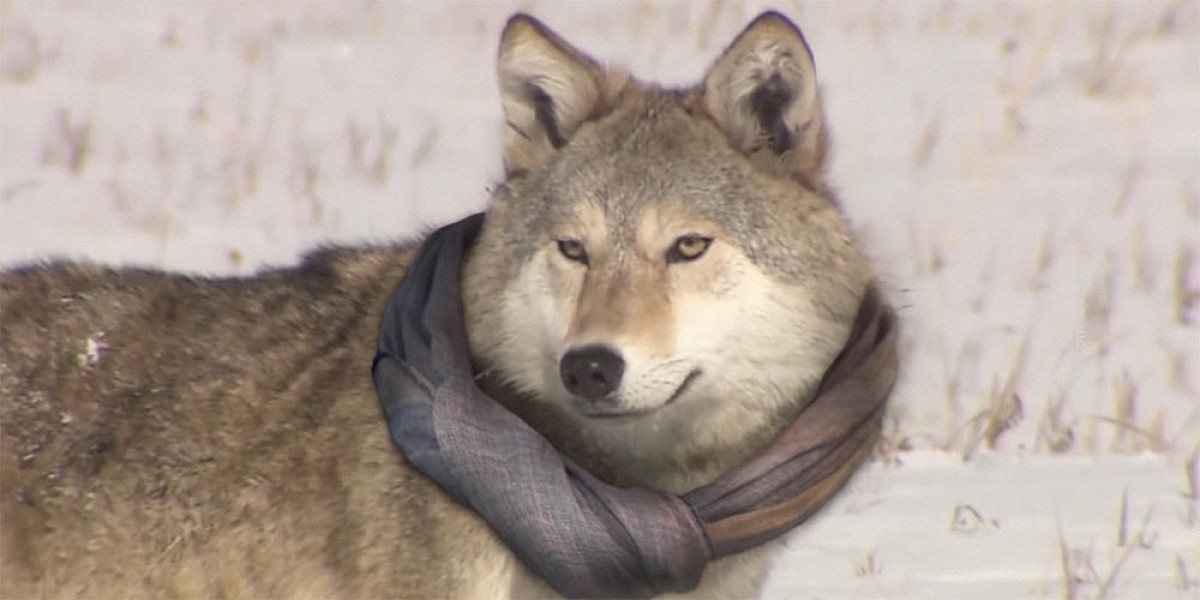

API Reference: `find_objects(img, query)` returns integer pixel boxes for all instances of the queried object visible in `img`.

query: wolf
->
[1,11,877,599]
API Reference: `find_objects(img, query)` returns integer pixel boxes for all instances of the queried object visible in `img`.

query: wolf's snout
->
[559,345,625,401]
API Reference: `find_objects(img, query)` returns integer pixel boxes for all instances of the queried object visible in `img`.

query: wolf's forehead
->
[543,175,727,244]
[542,98,744,222]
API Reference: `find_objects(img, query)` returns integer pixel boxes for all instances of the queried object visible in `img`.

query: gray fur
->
[3,11,875,599]
[2,248,519,597]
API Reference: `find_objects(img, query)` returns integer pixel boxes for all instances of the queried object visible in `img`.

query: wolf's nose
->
[560,344,625,401]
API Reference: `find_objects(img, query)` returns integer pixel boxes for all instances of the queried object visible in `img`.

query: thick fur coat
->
[2,12,872,599]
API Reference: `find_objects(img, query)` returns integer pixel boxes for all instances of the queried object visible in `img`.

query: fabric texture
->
[372,213,898,599]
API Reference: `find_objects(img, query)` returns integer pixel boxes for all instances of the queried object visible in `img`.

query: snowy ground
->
[764,453,1197,599]
[1,1,1197,598]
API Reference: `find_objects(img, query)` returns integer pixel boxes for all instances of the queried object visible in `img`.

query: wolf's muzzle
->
[559,344,625,401]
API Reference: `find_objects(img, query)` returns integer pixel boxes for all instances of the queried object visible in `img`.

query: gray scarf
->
[372,213,898,598]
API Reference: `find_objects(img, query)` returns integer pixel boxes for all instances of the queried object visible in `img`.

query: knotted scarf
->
[372,213,898,598]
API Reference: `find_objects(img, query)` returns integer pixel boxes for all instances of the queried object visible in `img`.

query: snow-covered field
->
[1,1,1197,598]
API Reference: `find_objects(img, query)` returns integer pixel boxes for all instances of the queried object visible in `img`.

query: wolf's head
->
[461,12,870,492]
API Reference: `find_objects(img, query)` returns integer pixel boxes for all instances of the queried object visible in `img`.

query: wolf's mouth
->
[583,369,701,420]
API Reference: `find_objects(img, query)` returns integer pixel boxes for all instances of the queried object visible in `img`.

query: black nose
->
[559,344,625,401]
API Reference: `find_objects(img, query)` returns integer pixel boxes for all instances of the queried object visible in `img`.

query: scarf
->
[372,213,898,598]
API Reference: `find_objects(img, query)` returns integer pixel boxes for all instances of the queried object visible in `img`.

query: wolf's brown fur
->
[1,247,524,597]
[3,12,874,599]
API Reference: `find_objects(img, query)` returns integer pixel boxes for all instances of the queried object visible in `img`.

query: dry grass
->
[1129,219,1155,293]
[854,549,882,579]
[371,118,400,185]
[1056,491,1157,600]
[346,115,400,184]
[1157,0,1199,35]
[1175,553,1198,593]
[1035,390,1076,454]
[998,0,1066,135]
[1028,228,1057,290]
[913,113,940,169]
[1174,245,1199,325]
[39,107,92,174]
[409,123,439,168]
[874,412,913,466]
[1078,4,1140,98]
[961,338,1027,461]
[291,141,325,225]
[0,21,46,82]
[1083,257,1116,359]
[1111,159,1141,216]
[1183,450,1199,528]
[1088,371,1175,454]
[937,336,979,452]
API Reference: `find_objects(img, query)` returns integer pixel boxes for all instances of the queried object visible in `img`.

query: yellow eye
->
[668,235,712,263]
[556,238,588,264]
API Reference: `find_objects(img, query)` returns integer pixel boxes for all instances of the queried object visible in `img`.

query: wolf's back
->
[0,247,505,598]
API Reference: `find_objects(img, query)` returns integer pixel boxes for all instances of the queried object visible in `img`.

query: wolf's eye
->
[556,238,588,265]
[667,235,713,263]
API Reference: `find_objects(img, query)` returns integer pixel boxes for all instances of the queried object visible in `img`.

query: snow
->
[1,1,1196,597]
[762,452,1198,599]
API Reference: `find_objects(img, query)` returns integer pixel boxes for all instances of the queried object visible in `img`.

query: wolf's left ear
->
[497,14,627,176]
[702,12,826,178]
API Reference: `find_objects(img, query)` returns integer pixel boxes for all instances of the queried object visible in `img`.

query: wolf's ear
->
[498,14,625,176]
[702,12,826,178]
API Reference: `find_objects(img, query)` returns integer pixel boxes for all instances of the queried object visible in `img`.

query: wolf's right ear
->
[702,12,827,179]
[497,14,626,176]
[496,14,628,175]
